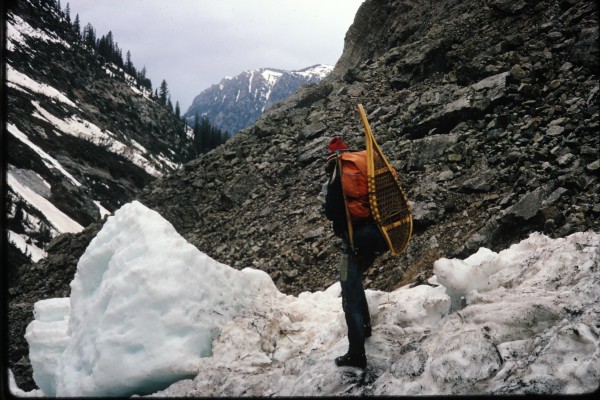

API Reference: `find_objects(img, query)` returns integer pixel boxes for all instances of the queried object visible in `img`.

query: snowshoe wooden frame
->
[358,104,412,256]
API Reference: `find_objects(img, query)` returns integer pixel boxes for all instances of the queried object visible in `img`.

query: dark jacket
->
[325,161,348,238]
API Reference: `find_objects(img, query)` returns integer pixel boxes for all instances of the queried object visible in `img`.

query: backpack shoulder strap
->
[336,152,355,251]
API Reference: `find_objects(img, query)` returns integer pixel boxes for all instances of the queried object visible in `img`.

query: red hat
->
[327,137,348,152]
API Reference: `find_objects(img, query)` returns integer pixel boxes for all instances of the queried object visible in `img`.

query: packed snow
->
[260,69,283,108]
[93,200,112,219]
[7,231,47,263]
[14,201,600,396]
[6,168,83,261]
[6,164,80,262]
[295,64,334,79]
[261,70,284,88]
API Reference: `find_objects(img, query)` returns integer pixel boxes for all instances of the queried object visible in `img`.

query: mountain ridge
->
[184,64,333,135]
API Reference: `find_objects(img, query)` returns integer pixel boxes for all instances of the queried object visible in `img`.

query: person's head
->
[327,136,348,153]
[325,136,348,173]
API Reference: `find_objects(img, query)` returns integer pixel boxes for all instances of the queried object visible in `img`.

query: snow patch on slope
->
[7,172,84,234]
[6,64,78,108]
[8,123,82,187]
[6,14,71,51]
[30,101,162,177]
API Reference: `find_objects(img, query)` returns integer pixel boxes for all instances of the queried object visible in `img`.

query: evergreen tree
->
[65,2,71,23]
[95,31,125,67]
[96,34,109,60]
[191,116,228,155]
[137,66,151,91]
[174,101,181,120]
[106,31,114,51]
[82,23,96,49]
[77,23,151,91]
[192,113,202,153]
[114,43,124,67]
[105,31,115,61]
[39,224,52,243]
[73,14,81,37]
[200,117,211,150]
[13,202,24,233]
[125,50,135,76]
[159,80,169,106]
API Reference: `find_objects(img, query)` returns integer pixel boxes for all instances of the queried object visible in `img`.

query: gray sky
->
[65,0,365,111]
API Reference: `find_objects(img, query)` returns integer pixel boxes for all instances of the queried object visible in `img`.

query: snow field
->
[21,201,600,397]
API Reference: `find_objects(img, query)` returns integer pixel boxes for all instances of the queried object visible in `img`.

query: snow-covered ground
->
[12,201,600,396]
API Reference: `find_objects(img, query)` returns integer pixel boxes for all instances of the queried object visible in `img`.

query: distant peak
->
[185,63,332,135]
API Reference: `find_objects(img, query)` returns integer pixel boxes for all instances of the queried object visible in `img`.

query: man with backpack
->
[324,136,388,369]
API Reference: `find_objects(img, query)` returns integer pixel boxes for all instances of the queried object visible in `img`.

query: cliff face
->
[5,0,194,270]
[5,0,193,389]
[8,0,599,391]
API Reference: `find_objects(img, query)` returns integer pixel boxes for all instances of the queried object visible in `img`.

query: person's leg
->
[360,289,372,338]
[353,223,386,338]
[337,251,367,368]
[353,224,388,257]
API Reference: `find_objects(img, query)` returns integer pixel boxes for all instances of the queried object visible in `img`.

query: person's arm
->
[325,163,347,236]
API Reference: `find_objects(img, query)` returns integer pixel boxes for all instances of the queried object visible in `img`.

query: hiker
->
[324,136,388,369]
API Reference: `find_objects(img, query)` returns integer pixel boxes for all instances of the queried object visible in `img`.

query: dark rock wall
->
[5,0,192,390]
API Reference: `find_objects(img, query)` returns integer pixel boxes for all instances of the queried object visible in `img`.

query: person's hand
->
[325,153,337,174]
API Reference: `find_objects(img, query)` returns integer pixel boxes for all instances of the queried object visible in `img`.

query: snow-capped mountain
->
[184,64,333,135]
[4,0,194,267]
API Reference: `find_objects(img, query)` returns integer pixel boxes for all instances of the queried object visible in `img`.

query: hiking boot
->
[364,324,372,338]
[335,352,367,368]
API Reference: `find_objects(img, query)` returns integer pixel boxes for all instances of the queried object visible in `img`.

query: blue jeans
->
[340,223,387,356]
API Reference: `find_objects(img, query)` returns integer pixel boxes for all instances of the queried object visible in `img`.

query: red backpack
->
[340,150,371,221]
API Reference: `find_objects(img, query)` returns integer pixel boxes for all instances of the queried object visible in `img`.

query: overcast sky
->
[65,0,365,111]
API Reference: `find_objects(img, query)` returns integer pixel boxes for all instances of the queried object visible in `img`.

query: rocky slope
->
[142,0,599,297]
[183,65,332,135]
[7,0,599,391]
